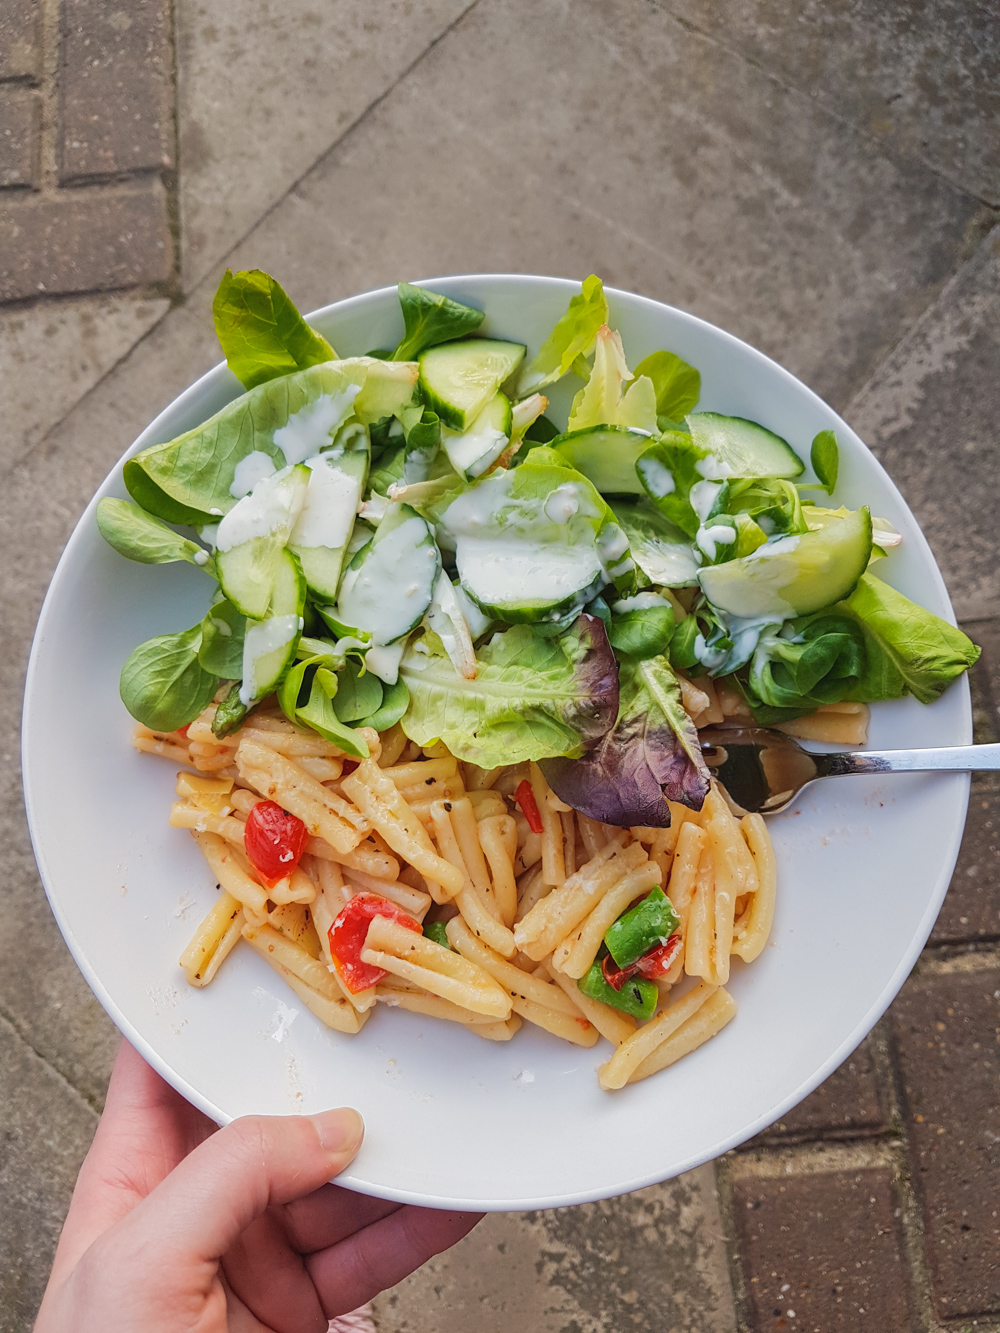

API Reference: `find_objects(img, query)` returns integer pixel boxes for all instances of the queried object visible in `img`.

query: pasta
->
[142,699,779,1091]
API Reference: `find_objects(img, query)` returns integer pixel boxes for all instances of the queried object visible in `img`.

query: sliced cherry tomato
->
[177,724,191,738]
[243,800,309,888]
[328,893,422,993]
[601,933,683,990]
[340,759,360,776]
[514,779,544,834]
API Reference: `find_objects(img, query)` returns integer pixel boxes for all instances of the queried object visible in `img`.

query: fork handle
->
[816,742,1000,777]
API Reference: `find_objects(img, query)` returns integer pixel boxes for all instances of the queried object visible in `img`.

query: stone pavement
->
[1,1,997,1329]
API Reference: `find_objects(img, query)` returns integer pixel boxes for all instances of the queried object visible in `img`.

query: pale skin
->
[35,1042,482,1332]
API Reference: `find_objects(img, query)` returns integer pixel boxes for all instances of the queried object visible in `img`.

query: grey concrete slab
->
[847,225,1000,620]
[372,1165,736,1333]
[0,1011,98,1333]
[0,294,169,468]
[662,0,1000,206]
[175,0,477,290]
[214,0,988,412]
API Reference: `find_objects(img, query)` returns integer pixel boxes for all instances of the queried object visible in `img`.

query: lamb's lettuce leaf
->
[399,614,619,769]
[198,599,246,679]
[838,573,980,705]
[741,614,867,721]
[542,653,711,826]
[636,431,727,539]
[568,326,658,434]
[276,652,371,757]
[631,350,701,430]
[809,430,839,494]
[724,477,806,536]
[120,624,220,732]
[520,275,609,394]
[97,498,216,575]
[392,283,485,361]
[213,269,336,390]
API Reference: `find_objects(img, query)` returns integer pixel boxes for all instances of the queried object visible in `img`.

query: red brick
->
[751,1038,885,1143]
[0,87,39,188]
[0,0,41,81]
[931,788,1000,943]
[59,0,173,183]
[0,180,171,299]
[891,965,1000,1318]
[732,1167,913,1330]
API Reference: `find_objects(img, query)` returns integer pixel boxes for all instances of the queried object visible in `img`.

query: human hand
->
[35,1041,481,1331]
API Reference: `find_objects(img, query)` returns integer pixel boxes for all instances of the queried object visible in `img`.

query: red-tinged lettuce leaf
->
[542,654,711,827]
[400,614,619,769]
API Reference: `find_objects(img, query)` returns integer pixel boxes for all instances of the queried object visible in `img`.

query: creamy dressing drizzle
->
[337,516,437,645]
[273,387,361,466]
[290,455,362,550]
[230,451,278,498]
[216,466,305,552]
[240,614,300,705]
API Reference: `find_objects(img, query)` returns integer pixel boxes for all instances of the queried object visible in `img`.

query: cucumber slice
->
[240,548,306,704]
[215,465,310,618]
[610,498,702,587]
[441,391,512,480]
[419,338,526,430]
[699,507,872,617]
[687,413,804,479]
[551,425,653,495]
[289,450,368,601]
[336,503,441,644]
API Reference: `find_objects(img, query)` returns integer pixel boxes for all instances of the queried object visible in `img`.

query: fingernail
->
[310,1107,364,1156]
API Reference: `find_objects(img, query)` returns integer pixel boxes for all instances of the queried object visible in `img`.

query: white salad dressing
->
[456,537,603,609]
[695,454,732,481]
[442,424,508,480]
[696,522,736,561]
[337,516,438,645]
[753,534,801,556]
[240,614,300,705]
[289,454,363,550]
[365,640,406,685]
[215,466,306,552]
[273,386,361,466]
[611,591,672,613]
[689,479,724,522]
[230,450,278,498]
[640,458,675,497]
[626,530,701,586]
[544,485,581,525]
[426,571,477,679]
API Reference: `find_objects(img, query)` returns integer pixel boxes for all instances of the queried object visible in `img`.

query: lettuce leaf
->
[568,326,658,434]
[213,269,336,390]
[399,615,619,768]
[631,350,701,429]
[838,573,980,705]
[392,283,485,361]
[520,275,609,394]
[741,614,867,721]
[542,654,710,826]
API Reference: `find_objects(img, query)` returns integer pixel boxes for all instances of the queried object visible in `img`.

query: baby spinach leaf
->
[631,349,701,427]
[392,283,485,361]
[213,268,335,390]
[198,600,246,679]
[520,275,609,393]
[97,498,216,574]
[120,624,220,732]
[810,429,839,494]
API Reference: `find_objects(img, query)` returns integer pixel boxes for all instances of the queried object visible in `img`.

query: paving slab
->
[0,1011,99,1333]
[891,960,1000,1320]
[175,0,476,289]
[0,0,41,82]
[372,1165,736,1333]
[846,225,1000,621]
[214,0,986,414]
[663,0,1000,206]
[0,293,169,467]
[0,86,39,188]
[931,787,1000,944]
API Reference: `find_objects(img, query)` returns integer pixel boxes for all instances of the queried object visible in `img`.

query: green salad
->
[99,271,979,827]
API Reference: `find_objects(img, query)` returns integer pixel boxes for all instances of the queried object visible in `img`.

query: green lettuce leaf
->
[392,283,485,361]
[838,573,980,705]
[399,614,619,768]
[120,624,220,732]
[213,269,335,389]
[568,326,658,434]
[542,654,711,826]
[520,275,609,393]
[631,350,701,429]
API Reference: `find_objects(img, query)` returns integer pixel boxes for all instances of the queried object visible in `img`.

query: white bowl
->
[22,276,970,1210]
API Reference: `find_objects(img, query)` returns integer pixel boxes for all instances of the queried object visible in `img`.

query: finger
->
[123,1107,364,1266]
[48,1041,216,1283]
[282,1183,403,1253]
[308,1205,483,1317]
[222,1210,327,1333]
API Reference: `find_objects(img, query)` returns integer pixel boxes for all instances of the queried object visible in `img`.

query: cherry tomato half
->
[328,894,422,993]
[243,800,309,888]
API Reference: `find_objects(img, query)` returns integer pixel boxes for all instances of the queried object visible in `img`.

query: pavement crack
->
[0,1003,103,1117]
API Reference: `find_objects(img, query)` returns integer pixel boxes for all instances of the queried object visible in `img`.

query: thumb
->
[124,1108,364,1263]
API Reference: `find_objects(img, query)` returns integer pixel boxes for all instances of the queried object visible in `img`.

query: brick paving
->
[1,2,999,1330]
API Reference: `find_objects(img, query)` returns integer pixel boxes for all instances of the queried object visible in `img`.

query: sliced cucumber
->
[215,465,309,618]
[610,498,702,587]
[240,548,306,704]
[551,425,653,496]
[335,503,441,644]
[419,338,526,430]
[687,413,804,479]
[441,391,512,481]
[699,507,872,617]
[289,449,368,601]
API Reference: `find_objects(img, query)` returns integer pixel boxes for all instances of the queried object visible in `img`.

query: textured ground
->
[1,2,997,1329]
